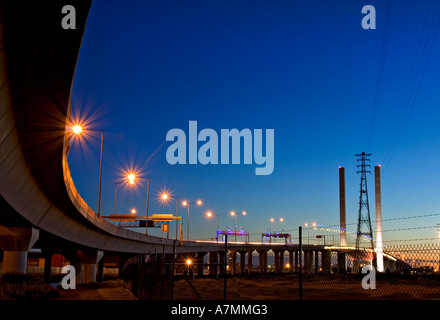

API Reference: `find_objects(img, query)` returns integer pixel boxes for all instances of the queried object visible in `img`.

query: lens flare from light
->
[72,124,83,134]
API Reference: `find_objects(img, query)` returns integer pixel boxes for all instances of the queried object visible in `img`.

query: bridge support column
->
[218,251,226,275]
[209,251,218,278]
[64,248,103,284]
[352,259,360,274]
[238,250,246,275]
[97,257,104,282]
[0,226,39,274]
[322,250,331,274]
[257,249,267,274]
[288,250,294,273]
[273,249,285,273]
[337,252,346,273]
[77,249,104,283]
[314,250,319,274]
[305,250,313,274]
[247,249,253,274]
[230,250,237,275]
[41,248,55,283]
[196,252,206,277]
[279,250,286,272]
[273,250,279,273]
[294,250,298,273]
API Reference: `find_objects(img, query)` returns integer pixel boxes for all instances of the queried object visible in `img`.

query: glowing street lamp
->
[127,173,151,235]
[304,222,317,245]
[71,123,104,218]
[161,193,180,241]
[110,172,138,215]
[131,208,136,214]
[182,199,203,241]
[206,211,219,241]
[270,217,284,233]
[72,124,82,134]
[230,211,247,242]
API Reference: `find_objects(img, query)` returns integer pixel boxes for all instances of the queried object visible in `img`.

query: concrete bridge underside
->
[0,0,222,283]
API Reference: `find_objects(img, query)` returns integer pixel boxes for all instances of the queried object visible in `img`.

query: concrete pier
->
[0,226,39,274]
[339,167,347,246]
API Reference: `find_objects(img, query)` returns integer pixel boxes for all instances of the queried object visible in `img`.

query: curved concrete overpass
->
[0,0,219,278]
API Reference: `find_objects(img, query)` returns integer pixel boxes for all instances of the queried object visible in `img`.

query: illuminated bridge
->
[0,0,408,285]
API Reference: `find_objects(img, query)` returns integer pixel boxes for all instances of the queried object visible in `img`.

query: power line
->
[368,0,393,150]
[379,0,440,168]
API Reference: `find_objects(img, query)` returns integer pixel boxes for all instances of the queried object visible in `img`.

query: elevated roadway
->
[0,0,221,282]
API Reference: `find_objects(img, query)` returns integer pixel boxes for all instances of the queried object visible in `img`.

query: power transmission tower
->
[355,152,375,250]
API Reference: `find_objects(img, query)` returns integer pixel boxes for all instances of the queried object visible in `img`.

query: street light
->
[71,124,104,218]
[72,125,82,134]
[304,222,317,245]
[161,193,180,241]
[206,211,219,241]
[182,200,203,241]
[127,174,150,235]
[110,172,138,215]
[270,218,284,233]
[230,211,247,242]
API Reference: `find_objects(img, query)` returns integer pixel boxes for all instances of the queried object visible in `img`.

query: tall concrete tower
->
[375,165,384,272]
[339,167,347,246]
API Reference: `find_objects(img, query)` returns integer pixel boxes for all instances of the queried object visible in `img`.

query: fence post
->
[224,234,228,300]
[171,240,176,300]
[299,226,303,300]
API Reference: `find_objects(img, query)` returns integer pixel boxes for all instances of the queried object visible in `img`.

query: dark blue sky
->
[69,0,440,244]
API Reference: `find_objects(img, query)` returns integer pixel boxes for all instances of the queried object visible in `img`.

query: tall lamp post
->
[230,211,246,242]
[110,174,135,214]
[127,173,150,235]
[206,211,219,242]
[126,174,150,235]
[182,200,202,241]
[162,193,180,242]
[270,217,284,233]
[304,222,316,245]
[72,125,104,218]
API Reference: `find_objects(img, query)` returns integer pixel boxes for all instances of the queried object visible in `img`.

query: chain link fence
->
[121,235,440,300]
[169,243,440,300]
